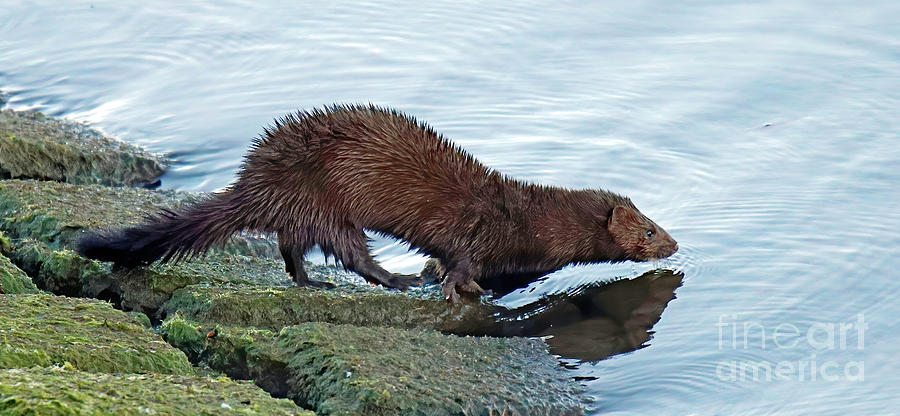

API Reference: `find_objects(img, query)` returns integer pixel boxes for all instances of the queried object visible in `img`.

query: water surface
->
[2,1,898,414]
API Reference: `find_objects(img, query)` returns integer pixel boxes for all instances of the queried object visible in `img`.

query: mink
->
[77,104,678,302]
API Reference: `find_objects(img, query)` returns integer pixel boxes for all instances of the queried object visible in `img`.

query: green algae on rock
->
[162,315,294,397]
[9,241,293,314]
[0,109,167,188]
[0,179,187,248]
[0,179,288,313]
[0,253,39,294]
[0,294,193,374]
[0,367,312,416]
[161,283,497,334]
[0,179,278,255]
[0,230,12,253]
[280,323,586,416]
[161,317,586,416]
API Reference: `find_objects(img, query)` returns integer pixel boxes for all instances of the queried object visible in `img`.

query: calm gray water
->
[2,1,898,414]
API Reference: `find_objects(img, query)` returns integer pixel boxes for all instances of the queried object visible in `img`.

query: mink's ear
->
[608,205,639,231]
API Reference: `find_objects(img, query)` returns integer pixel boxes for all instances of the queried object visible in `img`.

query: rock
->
[161,317,587,415]
[0,230,10,253]
[0,294,193,374]
[279,323,585,415]
[0,179,277,255]
[160,284,497,333]
[0,179,286,314]
[0,367,311,415]
[0,109,167,188]
[10,243,291,317]
[0,251,39,294]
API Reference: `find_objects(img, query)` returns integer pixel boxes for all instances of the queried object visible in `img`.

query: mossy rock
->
[0,109,167,188]
[0,179,277,255]
[0,294,193,374]
[280,323,585,415]
[0,230,12,253]
[161,317,586,415]
[0,367,312,416]
[0,179,287,313]
[162,316,292,396]
[9,242,295,315]
[0,253,39,294]
[161,283,498,334]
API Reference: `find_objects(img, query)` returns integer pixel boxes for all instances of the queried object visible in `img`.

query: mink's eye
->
[646,229,654,238]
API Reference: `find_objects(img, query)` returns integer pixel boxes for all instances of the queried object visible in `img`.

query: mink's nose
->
[661,242,678,258]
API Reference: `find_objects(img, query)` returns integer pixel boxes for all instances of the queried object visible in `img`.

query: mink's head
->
[607,203,678,261]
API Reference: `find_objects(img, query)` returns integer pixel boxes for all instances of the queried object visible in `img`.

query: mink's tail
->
[76,191,252,267]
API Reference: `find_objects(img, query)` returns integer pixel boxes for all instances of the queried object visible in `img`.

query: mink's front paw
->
[441,282,462,303]
[441,279,484,303]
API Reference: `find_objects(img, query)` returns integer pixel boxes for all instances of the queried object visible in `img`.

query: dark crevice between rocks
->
[239,358,293,399]
[95,286,123,310]
[10,261,79,299]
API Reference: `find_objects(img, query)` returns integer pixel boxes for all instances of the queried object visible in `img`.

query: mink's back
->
[243,105,501,251]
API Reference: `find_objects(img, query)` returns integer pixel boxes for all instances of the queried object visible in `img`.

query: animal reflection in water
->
[463,269,683,362]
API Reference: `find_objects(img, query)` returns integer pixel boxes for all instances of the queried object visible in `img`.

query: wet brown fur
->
[77,104,678,301]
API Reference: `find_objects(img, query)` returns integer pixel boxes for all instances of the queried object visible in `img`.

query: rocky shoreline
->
[0,106,587,415]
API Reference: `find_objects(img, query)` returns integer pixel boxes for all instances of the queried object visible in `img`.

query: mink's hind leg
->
[277,231,333,289]
[324,226,421,290]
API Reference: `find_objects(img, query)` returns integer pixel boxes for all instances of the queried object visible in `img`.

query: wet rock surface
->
[0,295,310,414]
[0,179,286,315]
[0,109,167,188]
[161,317,586,415]
[160,283,496,333]
[0,294,192,374]
[0,367,311,415]
[0,249,40,294]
